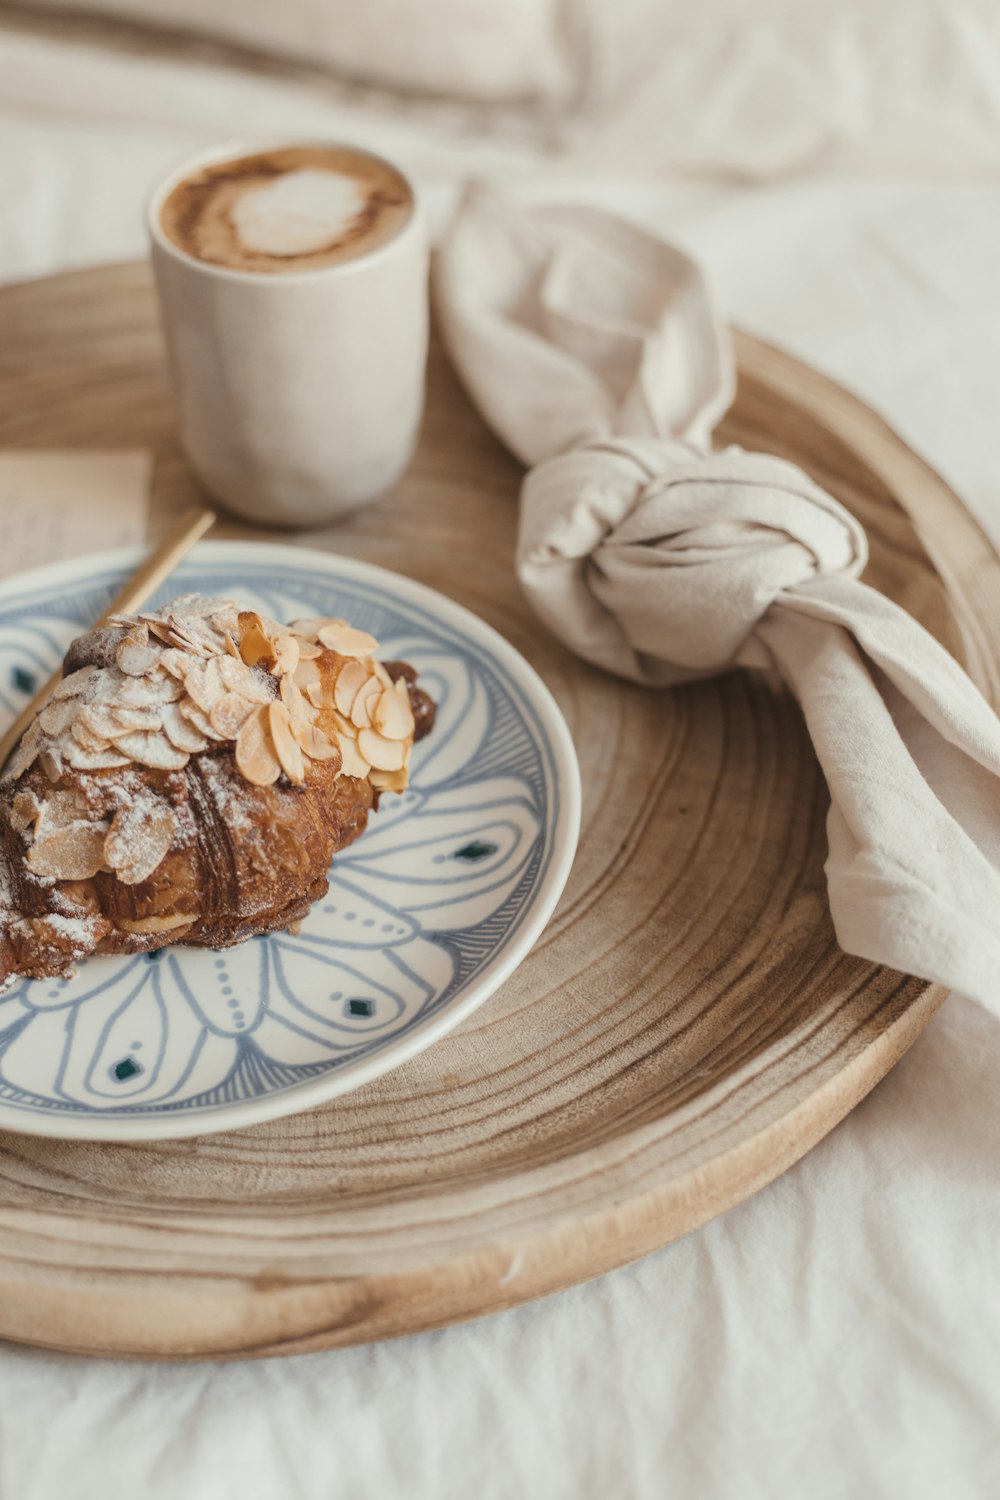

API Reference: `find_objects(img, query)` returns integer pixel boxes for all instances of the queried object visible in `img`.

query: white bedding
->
[1,14,1000,1499]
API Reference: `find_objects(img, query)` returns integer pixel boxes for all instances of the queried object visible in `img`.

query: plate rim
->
[0,540,582,1141]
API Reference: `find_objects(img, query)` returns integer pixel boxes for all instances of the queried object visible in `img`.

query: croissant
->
[0,596,435,990]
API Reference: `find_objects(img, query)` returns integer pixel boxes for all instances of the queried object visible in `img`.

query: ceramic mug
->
[147,141,428,528]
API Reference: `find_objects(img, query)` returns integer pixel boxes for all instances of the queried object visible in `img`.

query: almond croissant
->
[0,596,434,990]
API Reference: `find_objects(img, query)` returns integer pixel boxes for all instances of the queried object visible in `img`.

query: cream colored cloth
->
[435,186,1000,1010]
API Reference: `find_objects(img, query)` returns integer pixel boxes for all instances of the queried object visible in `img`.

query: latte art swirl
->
[159,145,413,274]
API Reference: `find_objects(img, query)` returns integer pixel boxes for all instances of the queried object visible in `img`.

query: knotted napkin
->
[434,185,1000,1012]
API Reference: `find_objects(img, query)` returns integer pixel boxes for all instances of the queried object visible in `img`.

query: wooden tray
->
[0,263,996,1361]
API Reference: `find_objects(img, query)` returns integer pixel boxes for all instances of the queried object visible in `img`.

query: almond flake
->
[159,649,193,681]
[112,704,162,733]
[113,730,188,771]
[160,701,209,753]
[296,640,322,660]
[27,823,108,881]
[271,635,300,677]
[118,912,197,935]
[179,701,225,741]
[318,620,379,657]
[184,657,225,714]
[224,632,240,658]
[279,674,310,721]
[72,714,111,752]
[3,722,43,783]
[117,629,161,677]
[39,749,63,783]
[50,665,97,701]
[370,767,409,794]
[38,698,77,737]
[357,727,406,772]
[291,720,341,763]
[238,612,275,669]
[305,679,330,711]
[104,801,176,884]
[63,745,131,771]
[288,617,327,642]
[235,705,280,786]
[334,659,368,716]
[372,678,415,740]
[335,732,371,779]
[210,691,256,740]
[219,655,272,704]
[10,790,42,834]
[293,658,321,693]
[350,676,382,730]
[268,700,306,784]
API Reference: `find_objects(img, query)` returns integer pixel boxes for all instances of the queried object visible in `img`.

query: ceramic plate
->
[0,542,580,1140]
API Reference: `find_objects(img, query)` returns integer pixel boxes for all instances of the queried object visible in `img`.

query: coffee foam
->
[231,170,366,257]
[158,145,412,274]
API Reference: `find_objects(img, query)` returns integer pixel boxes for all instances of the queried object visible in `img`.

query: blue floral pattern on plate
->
[0,544,580,1139]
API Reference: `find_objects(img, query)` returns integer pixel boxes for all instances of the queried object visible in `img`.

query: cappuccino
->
[159,145,412,274]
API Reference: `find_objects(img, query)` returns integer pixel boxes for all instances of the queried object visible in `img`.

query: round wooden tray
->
[0,264,997,1361]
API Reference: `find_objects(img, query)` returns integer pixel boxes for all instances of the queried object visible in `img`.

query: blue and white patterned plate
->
[0,542,580,1140]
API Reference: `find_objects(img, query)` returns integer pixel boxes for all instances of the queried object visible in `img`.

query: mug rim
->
[146,139,424,285]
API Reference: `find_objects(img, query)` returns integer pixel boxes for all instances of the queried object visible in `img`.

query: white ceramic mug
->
[147,142,428,528]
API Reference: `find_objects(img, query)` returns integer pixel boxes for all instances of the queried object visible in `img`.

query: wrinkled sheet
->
[1,20,1000,1500]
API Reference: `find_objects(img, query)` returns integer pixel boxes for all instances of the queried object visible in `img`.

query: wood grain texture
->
[0,264,996,1361]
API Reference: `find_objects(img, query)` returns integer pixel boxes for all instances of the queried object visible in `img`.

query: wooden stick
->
[0,506,216,769]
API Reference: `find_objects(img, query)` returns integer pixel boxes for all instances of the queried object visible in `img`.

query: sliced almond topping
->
[179,701,225,741]
[10,790,42,834]
[219,654,272,704]
[210,691,256,740]
[334,658,368,717]
[39,749,63,783]
[372,660,394,689]
[118,912,197,936]
[291,719,341,763]
[72,714,111,752]
[357,727,407,772]
[116,627,161,678]
[296,640,322,660]
[235,704,280,786]
[305,678,331,711]
[50,665,97,701]
[63,745,131,772]
[159,648,193,681]
[369,767,409,794]
[27,823,108,881]
[271,634,300,677]
[2,722,43,783]
[350,676,382,730]
[117,673,183,706]
[372,678,415,740]
[335,732,371,780]
[279,674,308,719]
[104,801,176,884]
[238,611,275,669]
[38,698,78,737]
[112,704,161,733]
[183,656,225,714]
[160,701,210,753]
[268,700,306,784]
[293,657,321,693]
[288,617,327,642]
[113,730,188,771]
[224,632,240,658]
[318,620,379,657]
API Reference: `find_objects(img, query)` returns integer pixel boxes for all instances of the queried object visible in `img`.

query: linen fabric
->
[435,186,1000,1012]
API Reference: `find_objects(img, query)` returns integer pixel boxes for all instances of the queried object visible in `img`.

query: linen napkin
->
[434,184,1000,1012]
